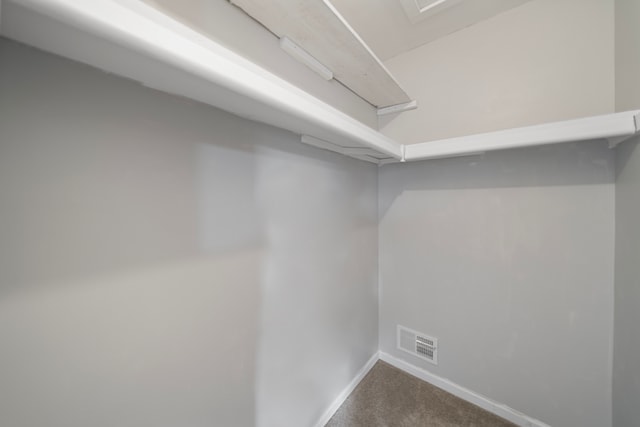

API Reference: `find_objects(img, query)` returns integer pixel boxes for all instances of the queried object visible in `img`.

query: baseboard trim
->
[379,352,551,427]
[312,351,379,427]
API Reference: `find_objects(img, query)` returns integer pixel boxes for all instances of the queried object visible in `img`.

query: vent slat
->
[397,325,438,365]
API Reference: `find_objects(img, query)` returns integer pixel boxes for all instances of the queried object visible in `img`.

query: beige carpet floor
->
[326,361,517,427]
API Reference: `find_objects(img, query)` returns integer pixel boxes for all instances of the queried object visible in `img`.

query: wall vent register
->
[397,325,438,365]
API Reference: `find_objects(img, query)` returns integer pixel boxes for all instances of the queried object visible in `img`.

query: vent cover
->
[397,325,438,365]
[399,0,463,24]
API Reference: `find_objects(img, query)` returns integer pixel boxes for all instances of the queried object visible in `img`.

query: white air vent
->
[399,0,463,24]
[397,325,438,365]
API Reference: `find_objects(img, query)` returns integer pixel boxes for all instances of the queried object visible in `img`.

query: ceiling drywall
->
[330,0,532,60]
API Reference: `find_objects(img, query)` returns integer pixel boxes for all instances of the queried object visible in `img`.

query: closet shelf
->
[403,111,640,162]
[3,0,639,165]
[229,0,413,109]
[3,0,403,161]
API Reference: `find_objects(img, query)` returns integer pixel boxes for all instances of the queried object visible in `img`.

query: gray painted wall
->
[615,0,640,112]
[380,0,615,144]
[613,137,640,427]
[379,143,615,427]
[612,2,640,425]
[0,38,378,427]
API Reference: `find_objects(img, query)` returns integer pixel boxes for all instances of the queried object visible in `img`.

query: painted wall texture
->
[380,0,615,144]
[615,0,640,112]
[612,2,640,426]
[0,38,379,427]
[378,143,615,427]
[613,136,640,427]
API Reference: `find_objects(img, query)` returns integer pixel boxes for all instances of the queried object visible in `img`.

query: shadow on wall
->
[379,140,616,219]
[0,39,378,427]
[615,136,639,180]
[612,134,640,427]
[198,134,379,427]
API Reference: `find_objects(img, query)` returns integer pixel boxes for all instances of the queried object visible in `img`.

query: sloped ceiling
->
[330,0,532,61]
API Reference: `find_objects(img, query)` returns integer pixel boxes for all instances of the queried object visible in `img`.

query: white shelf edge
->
[608,113,640,148]
[6,1,640,166]
[377,100,418,116]
[404,111,640,161]
[8,0,403,160]
[230,0,412,108]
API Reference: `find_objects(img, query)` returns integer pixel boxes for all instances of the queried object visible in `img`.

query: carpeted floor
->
[325,361,517,427]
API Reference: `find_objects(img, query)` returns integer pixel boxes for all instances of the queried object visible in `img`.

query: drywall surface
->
[612,3,640,425]
[615,0,640,111]
[380,0,615,144]
[613,136,640,427]
[330,0,532,61]
[613,137,640,427]
[379,142,615,427]
[138,0,377,128]
[0,38,378,427]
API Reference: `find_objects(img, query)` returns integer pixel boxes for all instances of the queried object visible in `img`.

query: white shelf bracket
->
[608,113,640,149]
[608,136,630,149]
[280,36,333,81]
[377,100,418,116]
[301,135,394,164]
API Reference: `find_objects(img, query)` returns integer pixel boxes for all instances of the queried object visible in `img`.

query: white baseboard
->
[379,352,551,427]
[312,351,379,427]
